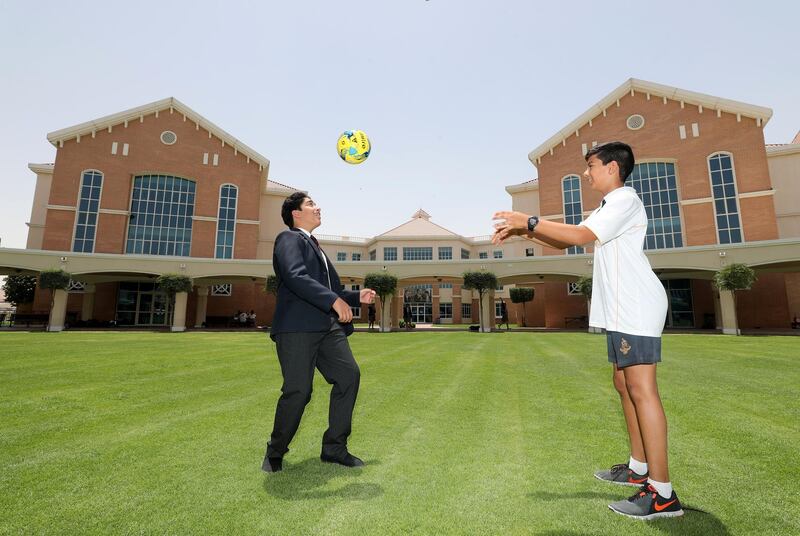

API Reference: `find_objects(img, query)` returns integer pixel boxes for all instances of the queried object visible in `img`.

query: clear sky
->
[0,0,797,249]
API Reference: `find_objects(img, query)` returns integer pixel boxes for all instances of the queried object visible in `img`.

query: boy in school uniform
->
[492,141,682,520]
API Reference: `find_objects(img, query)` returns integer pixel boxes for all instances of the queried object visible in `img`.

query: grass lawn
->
[1,331,797,535]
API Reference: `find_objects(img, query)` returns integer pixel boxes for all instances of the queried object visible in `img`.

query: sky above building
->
[0,0,797,249]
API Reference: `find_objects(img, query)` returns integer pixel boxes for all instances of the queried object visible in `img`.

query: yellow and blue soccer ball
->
[337,130,371,164]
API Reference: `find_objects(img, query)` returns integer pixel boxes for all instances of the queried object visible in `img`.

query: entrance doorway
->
[117,282,173,326]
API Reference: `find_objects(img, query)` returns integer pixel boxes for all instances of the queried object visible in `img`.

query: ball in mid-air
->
[337,130,371,164]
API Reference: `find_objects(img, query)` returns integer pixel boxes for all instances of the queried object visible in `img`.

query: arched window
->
[126,174,195,256]
[708,152,742,244]
[216,184,238,259]
[72,170,103,253]
[562,175,584,254]
[627,162,683,250]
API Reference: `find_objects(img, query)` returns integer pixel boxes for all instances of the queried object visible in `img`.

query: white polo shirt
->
[579,186,668,337]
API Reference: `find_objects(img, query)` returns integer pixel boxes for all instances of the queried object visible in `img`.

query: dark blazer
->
[270,228,361,340]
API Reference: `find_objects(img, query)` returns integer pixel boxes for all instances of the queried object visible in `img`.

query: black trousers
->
[266,319,360,459]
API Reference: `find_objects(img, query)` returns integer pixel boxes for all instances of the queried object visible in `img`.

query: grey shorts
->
[606,331,661,368]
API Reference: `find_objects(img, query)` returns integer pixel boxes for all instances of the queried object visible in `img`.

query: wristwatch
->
[527,216,540,232]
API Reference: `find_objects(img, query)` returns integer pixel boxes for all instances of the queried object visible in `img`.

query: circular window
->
[626,114,645,130]
[160,130,177,145]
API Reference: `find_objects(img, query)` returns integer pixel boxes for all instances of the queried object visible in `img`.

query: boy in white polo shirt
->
[492,141,682,520]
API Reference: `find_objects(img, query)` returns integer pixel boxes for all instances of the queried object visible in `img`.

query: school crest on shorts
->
[619,338,631,355]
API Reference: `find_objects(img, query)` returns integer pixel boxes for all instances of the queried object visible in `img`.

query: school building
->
[1,78,798,332]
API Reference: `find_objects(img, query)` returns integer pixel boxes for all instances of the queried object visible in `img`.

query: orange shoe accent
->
[628,476,647,484]
[654,499,677,512]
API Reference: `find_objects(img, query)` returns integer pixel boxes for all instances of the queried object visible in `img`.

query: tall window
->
[628,162,683,250]
[439,303,452,319]
[215,184,237,259]
[369,250,376,261]
[461,248,470,259]
[462,303,472,319]
[562,175,584,255]
[403,247,433,261]
[384,247,397,261]
[73,170,103,253]
[126,174,195,256]
[438,247,452,260]
[708,153,742,244]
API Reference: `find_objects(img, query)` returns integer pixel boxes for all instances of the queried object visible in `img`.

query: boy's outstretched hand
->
[492,211,530,245]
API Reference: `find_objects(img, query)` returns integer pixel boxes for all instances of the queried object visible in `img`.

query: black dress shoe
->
[320,452,365,468]
[261,456,283,473]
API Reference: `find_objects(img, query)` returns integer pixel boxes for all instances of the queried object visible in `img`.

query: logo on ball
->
[337,130,371,165]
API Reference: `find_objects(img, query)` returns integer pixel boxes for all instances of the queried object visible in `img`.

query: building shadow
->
[262,457,384,501]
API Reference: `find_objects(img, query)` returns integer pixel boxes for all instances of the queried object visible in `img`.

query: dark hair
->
[585,141,635,182]
[281,192,308,227]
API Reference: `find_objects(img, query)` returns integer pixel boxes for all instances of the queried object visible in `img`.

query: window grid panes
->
[438,247,452,260]
[708,153,742,244]
[369,250,376,261]
[126,174,195,256]
[567,282,581,295]
[525,248,535,257]
[439,303,452,318]
[352,253,361,261]
[461,248,470,259]
[562,175,585,255]
[462,303,472,318]
[439,283,453,289]
[479,252,488,259]
[403,247,433,261]
[337,252,347,262]
[73,171,103,253]
[384,247,397,261]
[493,250,503,259]
[215,184,237,259]
[628,162,683,250]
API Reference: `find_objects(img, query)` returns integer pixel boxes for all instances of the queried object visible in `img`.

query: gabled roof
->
[528,78,773,165]
[46,97,271,170]
[379,209,459,237]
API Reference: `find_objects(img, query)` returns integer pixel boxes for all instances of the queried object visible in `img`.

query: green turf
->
[1,331,797,535]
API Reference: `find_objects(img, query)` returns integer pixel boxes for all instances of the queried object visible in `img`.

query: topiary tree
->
[463,271,498,332]
[575,276,595,332]
[38,269,72,331]
[575,276,592,298]
[265,274,279,295]
[714,263,757,335]
[364,272,398,332]
[2,274,37,306]
[509,286,534,327]
[156,273,193,297]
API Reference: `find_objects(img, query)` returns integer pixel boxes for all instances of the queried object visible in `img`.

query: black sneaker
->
[594,463,649,487]
[608,483,684,520]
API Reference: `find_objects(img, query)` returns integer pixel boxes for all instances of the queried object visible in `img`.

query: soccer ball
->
[337,130,371,164]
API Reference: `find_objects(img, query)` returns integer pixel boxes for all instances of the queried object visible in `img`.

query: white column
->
[81,284,96,322]
[719,289,739,335]
[48,289,68,332]
[171,291,188,332]
[380,293,393,332]
[194,286,209,328]
[481,289,496,332]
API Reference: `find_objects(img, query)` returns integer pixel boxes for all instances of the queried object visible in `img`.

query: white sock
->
[647,478,673,499]
[629,456,648,475]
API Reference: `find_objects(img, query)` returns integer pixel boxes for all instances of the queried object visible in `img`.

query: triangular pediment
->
[528,78,773,165]
[46,97,271,171]
[379,210,459,237]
